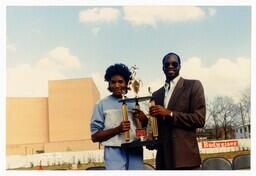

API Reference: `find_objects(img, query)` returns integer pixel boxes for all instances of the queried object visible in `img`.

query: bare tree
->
[217,97,239,139]
[239,88,250,124]
[237,88,251,137]
[206,96,239,139]
[206,99,220,139]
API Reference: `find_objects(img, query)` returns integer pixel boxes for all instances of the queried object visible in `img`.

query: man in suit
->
[149,52,206,170]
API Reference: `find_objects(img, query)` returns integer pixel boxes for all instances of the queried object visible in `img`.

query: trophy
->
[121,91,130,142]
[120,65,158,148]
[148,87,158,140]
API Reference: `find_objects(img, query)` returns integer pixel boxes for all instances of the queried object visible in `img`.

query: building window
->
[244,127,247,132]
[248,125,250,133]
[240,128,242,133]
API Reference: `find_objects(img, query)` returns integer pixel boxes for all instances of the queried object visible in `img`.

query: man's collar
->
[172,75,181,85]
[164,75,181,90]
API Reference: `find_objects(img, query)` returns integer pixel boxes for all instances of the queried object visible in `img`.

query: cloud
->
[123,6,207,26]
[37,47,81,70]
[91,73,109,98]
[7,43,16,52]
[79,8,120,23]
[31,28,41,35]
[7,38,16,52]
[8,52,249,102]
[180,57,250,102]
[7,47,81,97]
[208,8,217,16]
[78,6,216,27]
[91,26,101,36]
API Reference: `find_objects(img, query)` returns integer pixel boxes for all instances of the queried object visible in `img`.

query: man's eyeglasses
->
[164,61,179,68]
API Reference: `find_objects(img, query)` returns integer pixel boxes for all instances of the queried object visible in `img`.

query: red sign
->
[202,140,238,148]
[136,128,146,138]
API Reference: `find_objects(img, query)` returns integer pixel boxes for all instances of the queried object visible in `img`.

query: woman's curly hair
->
[104,63,132,84]
[104,63,132,92]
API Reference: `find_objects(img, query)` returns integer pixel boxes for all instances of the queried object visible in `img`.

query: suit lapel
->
[168,77,185,108]
[157,87,165,106]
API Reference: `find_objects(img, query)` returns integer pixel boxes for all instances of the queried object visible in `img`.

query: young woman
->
[90,63,147,170]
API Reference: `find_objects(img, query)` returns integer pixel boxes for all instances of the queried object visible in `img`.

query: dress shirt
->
[164,75,181,108]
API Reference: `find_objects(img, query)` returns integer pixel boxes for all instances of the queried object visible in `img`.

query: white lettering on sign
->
[202,140,238,148]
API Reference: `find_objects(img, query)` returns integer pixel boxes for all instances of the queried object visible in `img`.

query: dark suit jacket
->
[152,77,206,170]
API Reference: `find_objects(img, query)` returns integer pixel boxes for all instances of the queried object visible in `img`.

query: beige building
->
[6,78,100,155]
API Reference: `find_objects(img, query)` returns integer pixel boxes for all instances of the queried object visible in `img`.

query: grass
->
[8,150,250,170]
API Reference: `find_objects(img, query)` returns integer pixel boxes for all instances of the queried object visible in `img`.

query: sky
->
[1,2,255,176]
[6,6,251,102]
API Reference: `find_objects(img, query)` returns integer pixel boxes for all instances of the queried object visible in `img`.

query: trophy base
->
[121,139,158,149]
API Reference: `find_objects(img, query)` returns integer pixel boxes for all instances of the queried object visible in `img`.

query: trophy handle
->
[121,94,130,142]
[149,100,158,139]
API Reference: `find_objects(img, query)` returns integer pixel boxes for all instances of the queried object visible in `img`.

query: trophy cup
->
[120,65,158,148]
[121,91,130,142]
[148,87,158,140]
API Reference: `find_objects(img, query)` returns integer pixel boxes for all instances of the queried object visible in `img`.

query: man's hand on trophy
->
[132,109,148,125]
[149,105,172,117]
[118,121,130,133]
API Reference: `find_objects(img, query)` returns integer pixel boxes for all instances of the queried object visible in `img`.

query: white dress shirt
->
[164,75,181,108]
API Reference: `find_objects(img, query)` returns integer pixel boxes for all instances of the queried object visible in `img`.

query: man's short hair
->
[104,63,132,84]
[162,52,181,65]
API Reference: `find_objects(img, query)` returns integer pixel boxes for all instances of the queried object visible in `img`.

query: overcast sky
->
[6,6,251,102]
